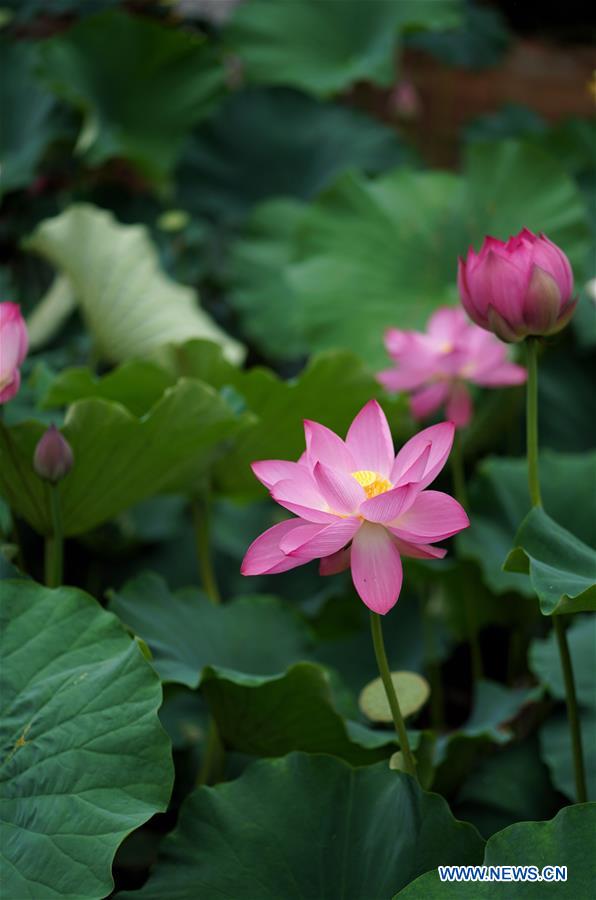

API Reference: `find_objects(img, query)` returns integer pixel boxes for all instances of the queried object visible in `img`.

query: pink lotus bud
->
[457,228,576,342]
[33,425,74,484]
[388,80,421,120]
[0,302,28,404]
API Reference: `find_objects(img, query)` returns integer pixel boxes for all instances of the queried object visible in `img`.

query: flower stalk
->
[525,338,542,507]
[45,484,63,588]
[525,336,586,803]
[370,612,418,780]
[191,495,221,604]
[450,432,483,683]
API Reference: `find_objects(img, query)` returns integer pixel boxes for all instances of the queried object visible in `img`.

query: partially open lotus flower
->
[458,228,576,342]
[378,307,527,428]
[0,302,28,404]
[241,400,469,615]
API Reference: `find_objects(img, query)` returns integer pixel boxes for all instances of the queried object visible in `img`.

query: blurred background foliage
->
[1,0,595,896]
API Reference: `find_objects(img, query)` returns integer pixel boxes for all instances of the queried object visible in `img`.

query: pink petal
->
[313,462,365,516]
[396,442,431,486]
[410,382,449,420]
[350,523,403,615]
[0,369,20,404]
[271,471,337,523]
[391,421,455,490]
[427,307,467,343]
[466,250,528,325]
[346,399,394,477]
[360,483,416,524]
[280,517,361,559]
[472,361,527,387]
[251,459,307,489]
[392,537,448,560]
[0,317,25,382]
[445,383,472,428]
[377,367,429,393]
[304,420,355,471]
[389,490,469,543]
[532,234,573,300]
[319,547,351,575]
[241,520,309,576]
[0,302,28,365]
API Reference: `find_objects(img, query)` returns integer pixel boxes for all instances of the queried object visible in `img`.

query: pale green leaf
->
[24,203,244,365]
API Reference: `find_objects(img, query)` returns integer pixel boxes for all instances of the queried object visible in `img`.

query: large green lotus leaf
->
[529,616,596,709]
[228,140,590,366]
[432,680,542,796]
[200,663,398,765]
[43,359,177,417]
[0,578,173,899]
[213,353,408,495]
[538,709,596,803]
[25,204,244,364]
[43,343,408,497]
[0,379,244,536]
[2,0,119,22]
[287,168,462,366]
[109,573,392,764]
[157,342,408,495]
[396,804,596,898]
[405,3,509,69]
[536,344,596,453]
[504,508,596,615]
[178,86,414,223]
[453,738,559,840]
[109,572,312,688]
[459,451,596,595]
[225,198,308,359]
[0,39,59,196]
[38,10,225,183]
[530,616,596,802]
[224,0,462,97]
[119,752,483,900]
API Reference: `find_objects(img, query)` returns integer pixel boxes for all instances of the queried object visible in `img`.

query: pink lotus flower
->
[0,302,28,404]
[458,228,576,342]
[378,307,526,428]
[241,401,468,615]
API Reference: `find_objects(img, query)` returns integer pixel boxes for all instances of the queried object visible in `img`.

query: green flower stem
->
[524,336,587,803]
[44,484,63,588]
[553,616,587,803]
[197,718,225,787]
[191,496,221,604]
[450,432,483,683]
[370,612,418,780]
[525,338,542,507]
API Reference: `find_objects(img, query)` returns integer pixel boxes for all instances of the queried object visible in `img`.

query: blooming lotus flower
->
[0,302,28,404]
[458,228,575,342]
[241,401,469,614]
[378,307,526,428]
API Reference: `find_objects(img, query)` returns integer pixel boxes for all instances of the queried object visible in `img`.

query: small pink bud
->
[33,425,74,484]
[458,229,575,342]
[388,80,421,120]
[0,302,28,404]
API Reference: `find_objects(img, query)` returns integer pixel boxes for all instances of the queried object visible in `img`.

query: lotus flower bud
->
[34,425,74,484]
[0,302,28,404]
[458,228,576,342]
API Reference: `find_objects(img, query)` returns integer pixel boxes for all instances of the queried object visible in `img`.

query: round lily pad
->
[359,671,430,722]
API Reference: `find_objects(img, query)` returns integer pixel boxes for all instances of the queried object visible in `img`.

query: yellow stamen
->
[352,470,392,499]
